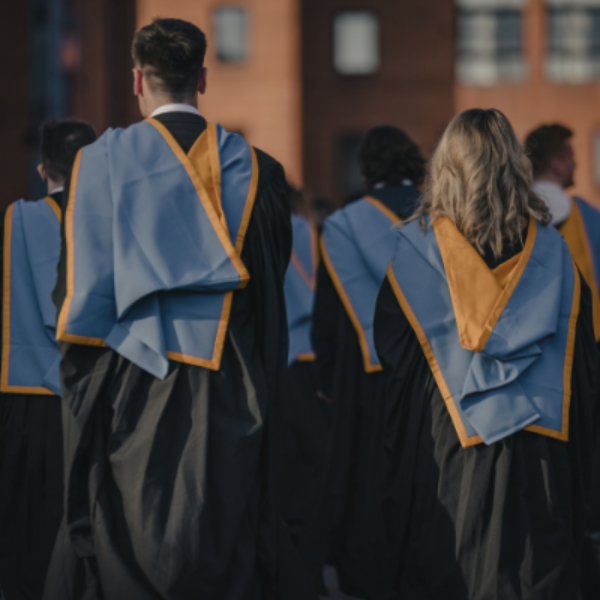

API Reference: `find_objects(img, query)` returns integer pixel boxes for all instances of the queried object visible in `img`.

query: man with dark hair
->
[299,125,423,599]
[39,119,98,186]
[0,118,96,600]
[44,18,315,600]
[526,124,600,598]
[525,124,600,343]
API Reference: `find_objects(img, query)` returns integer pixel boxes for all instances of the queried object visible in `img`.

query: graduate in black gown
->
[374,108,600,600]
[0,119,96,600]
[43,19,315,600]
[299,126,424,599]
[525,125,600,597]
[274,188,331,544]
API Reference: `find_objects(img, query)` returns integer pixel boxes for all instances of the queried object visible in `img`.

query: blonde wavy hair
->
[411,108,550,259]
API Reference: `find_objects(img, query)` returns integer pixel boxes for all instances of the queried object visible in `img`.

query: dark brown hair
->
[524,124,573,178]
[358,125,426,189]
[40,118,97,182]
[132,18,207,101]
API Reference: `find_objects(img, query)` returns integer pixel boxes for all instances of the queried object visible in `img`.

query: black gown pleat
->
[0,396,63,600]
[373,265,600,600]
[273,361,332,544]
[43,147,317,600]
[299,186,420,600]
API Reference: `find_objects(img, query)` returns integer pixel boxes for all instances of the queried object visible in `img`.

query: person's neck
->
[142,95,198,118]
[535,173,568,190]
[47,178,64,195]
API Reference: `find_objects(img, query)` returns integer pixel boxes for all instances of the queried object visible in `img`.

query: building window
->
[333,11,379,75]
[456,0,526,86]
[339,134,366,201]
[213,6,247,63]
[546,1,600,84]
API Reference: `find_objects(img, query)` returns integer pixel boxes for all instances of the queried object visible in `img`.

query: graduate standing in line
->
[274,187,331,545]
[525,125,600,597]
[525,124,600,343]
[43,19,316,600]
[299,126,424,599]
[0,119,96,600]
[374,109,599,599]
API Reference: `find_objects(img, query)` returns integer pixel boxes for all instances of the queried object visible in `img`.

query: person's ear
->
[37,163,47,183]
[198,67,208,95]
[133,67,144,96]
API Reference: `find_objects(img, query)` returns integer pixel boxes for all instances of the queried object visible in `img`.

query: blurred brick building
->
[137,0,456,202]
[5,0,600,207]
[0,0,454,206]
[455,0,600,207]
[0,0,137,204]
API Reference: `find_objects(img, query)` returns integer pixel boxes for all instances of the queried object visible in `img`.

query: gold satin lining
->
[147,118,250,287]
[364,196,401,223]
[43,195,62,223]
[387,263,482,447]
[56,150,107,347]
[388,220,580,447]
[57,122,259,372]
[321,196,401,373]
[433,216,537,352]
[291,251,315,290]
[320,198,400,373]
[559,202,600,340]
[320,237,382,373]
[527,261,579,442]
[1,201,58,394]
[291,218,319,290]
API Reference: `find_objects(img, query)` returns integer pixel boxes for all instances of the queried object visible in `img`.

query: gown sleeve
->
[232,147,292,483]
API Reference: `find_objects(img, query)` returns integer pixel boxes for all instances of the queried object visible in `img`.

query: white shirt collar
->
[150,103,202,118]
[49,186,64,195]
[532,180,572,226]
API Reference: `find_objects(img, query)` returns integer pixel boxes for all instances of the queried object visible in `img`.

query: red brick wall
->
[456,0,600,208]
[301,0,456,204]
[70,0,139,134]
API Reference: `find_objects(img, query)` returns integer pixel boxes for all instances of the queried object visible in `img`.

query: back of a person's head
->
[132,18,207,102]
[41,118,97,183]
[524,124,573,178]
[358,125,426,189]
[414,108,549,259]
[288,185,309,215]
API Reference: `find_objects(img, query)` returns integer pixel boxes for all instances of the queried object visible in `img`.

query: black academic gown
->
[0,192,64,600]
[274,360,332,544]
[553,212,600,598]
[43,113,316,600]
[299,185,420,599]
[373,237,600,600]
